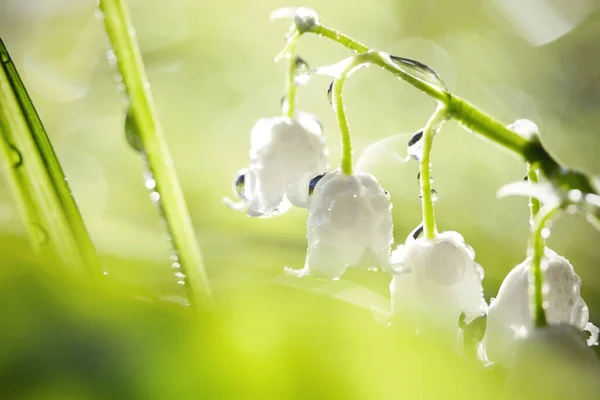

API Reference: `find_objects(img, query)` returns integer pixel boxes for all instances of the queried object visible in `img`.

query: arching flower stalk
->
[389,105,486,336]
[285,53,394,279]
[489,120,599,365]
[225,12,329,217]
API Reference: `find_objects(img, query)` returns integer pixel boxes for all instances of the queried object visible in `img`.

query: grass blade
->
[0,38,101,276]
[98,0,212,308]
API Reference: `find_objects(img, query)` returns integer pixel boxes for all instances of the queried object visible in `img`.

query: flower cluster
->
[225,7,600,375]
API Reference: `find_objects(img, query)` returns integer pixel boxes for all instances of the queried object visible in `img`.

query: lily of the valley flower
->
[485,248,598,365]
[390,231,487,332]
[224,112,328,217]
[286,168,393,279]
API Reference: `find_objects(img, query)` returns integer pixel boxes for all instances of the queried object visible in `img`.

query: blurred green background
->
[1,0,600,398]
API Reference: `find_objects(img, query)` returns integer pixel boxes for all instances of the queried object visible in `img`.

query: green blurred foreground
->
[1,0,600,398]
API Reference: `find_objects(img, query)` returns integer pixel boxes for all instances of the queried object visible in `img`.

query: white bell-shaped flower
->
[390,231,487,332]
[484,248,597,365]
[286,168,393,279]
[224,112,328,217]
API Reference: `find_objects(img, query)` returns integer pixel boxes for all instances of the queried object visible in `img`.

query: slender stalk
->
[304,23,596,196]
[0,38,101,276]
[284,30,299,118]
[98,0,212,308]
[420,104,448,239]
[530,206,558,327]
[331,73,354,175]
[527,164,541,219]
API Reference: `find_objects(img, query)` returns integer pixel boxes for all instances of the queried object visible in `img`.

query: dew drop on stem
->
[389,55,446,91]
[327,81,333,106]
[407,130,423,161]
[124,106,144,152]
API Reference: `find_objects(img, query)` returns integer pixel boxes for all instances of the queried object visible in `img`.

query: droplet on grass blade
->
[7,143,23,168]
[124,107,144,152]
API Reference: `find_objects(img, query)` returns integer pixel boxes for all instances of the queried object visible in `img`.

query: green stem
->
[527,164,541,219]
[420,104,448,239]
[284,31,298,118]
[0,38,101,276]
[305,23,596,196]
[530,206,558,328]
[98,0,212,309]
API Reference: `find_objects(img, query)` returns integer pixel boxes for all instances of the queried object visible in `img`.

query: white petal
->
[300,169,393,279]
[485,248,592,365]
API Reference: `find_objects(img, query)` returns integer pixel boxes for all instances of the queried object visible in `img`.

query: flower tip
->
[222,197,246,211]
[284,265,308,278]
[585,322,599,346]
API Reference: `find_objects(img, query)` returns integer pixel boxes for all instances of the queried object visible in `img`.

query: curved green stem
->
[303,22,596,197]
[421,104,448,239]
[99,0,212,309]
[284,34,298,118]
[530,206,559,328]
[332,72,353,175]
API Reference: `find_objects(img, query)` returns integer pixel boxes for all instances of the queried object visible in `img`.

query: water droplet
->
[542,284,550,295]
[8,144,23,168]
[172,262,181,269]
[174,272,186,279]
[94,8,105,21]
[124,107,144,152]
[30,223,48,244]
[149,191,160,202]
[128,27,136,36]
[308,173,326,195]
[327,81,333,105]
[145,178,156,190]
[410,223,424,240]
[406,130,423,161]
[103,271,109,276]
[170,254,179,261]
[388,55,446,91]
[281,96,289,114]
[232,169,248,199]
[294,72,311,86]
[431,188,438,202]
[176,280,186,285]
[295,56,309,72]
[542,301,550,309]
[567,189,583,203]
[541,227,551,239]
[105,49,117,65]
